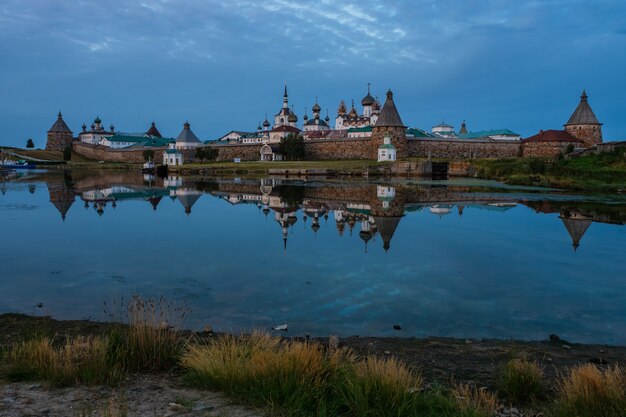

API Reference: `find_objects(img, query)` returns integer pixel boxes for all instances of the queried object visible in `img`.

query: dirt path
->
[0,375,264,417]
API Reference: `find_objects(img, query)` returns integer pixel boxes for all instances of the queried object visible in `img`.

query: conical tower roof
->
[374,90,404,128]
[371,215,402,252]
[48,112,72,133]
[564,90,602,126]
[146,122,162,138]
[560,216,592,250]
[177,191,201,215]
[176,122,201,145]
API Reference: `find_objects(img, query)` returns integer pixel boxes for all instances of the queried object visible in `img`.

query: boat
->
[0,159,36,170]
[141,159,156,174]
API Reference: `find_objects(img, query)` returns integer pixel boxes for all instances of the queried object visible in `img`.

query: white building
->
[377,134,397,162]
[303,100,331,132]
[163,143,183,166]
[79,116,115,144]
[431,121,457,138]
[335,84,381,130]
[274,85,298,129]
[175,121,202,150]
[260,144,283,161]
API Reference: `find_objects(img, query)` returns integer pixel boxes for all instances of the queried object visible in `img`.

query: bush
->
[552,364,625,417]
[528,158,546,175]
[279,133,305,161]
[498,357,544,404]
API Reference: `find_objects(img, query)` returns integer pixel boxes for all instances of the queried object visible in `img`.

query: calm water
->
[1,169,625,345]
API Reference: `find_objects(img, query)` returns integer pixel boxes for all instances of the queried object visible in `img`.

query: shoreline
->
[2,313,624,388]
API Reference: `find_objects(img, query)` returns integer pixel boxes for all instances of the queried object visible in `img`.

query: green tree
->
[142,149,155,162]
[195,147,218,162]
[26,138,34,149]
[63,146,72,161]
[279,133,305,161]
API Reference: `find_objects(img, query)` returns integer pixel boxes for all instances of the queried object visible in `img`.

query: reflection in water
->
[2,169,626,344]
[31,170,626,252]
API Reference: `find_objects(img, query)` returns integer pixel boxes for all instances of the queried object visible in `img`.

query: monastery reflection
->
[12,171,620,253]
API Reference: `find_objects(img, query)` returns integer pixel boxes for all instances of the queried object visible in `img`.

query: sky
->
[0,0,625,147]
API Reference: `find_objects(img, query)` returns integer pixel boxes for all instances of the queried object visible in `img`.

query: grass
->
[551,364,625,417]
[1,296,190,386]
[497,357,545,405]
[183,331,472,417]
[451,383,499,417]
[473,147,626,191]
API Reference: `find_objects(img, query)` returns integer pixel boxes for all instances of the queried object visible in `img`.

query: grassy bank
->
[1,301,624,416]
[472,148,626,192]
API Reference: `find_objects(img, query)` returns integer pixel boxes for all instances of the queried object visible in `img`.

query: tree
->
[195,147,218,162]
[63,146,72,161]
[279,133,305,161]
[142,149,155,162]
[26,139,34,149]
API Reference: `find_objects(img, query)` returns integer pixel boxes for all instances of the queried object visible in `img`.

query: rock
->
[203,324,213,333]
[393,324,402,330]
[561,344,571,350]
[192,402,215,412]
[328,335,340,350]
[384,350,391,355]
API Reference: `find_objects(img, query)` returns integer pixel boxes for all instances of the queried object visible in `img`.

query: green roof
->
[458,129,519,139]
[166,148,181,154]
[347,125,373,133]
[406,128,434,138]
[378,143,396,149]
[105,135,174,147]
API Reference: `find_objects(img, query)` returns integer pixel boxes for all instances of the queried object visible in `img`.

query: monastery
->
[46,86,605,163]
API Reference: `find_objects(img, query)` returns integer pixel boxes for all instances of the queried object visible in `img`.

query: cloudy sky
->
[1,0,625,147]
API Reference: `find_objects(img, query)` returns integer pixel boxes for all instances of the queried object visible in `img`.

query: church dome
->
[288,113,298,123]
[94,116,101,124]
[312,102,321,112]
[263,119,270,127]
[361,93,375,106]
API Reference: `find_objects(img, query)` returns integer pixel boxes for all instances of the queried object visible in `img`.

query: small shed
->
[378,134,396,162]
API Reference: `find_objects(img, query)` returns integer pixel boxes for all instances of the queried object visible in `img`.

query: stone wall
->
[303,138,371,160]
[205,144,263,162]
[407,139,521,159]
[371,126,408,159]
[521,141,579,158]
[565,125,602,147]
[46,132,73,151]
[73,142,165,163]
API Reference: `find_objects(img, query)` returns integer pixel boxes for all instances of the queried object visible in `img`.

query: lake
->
[1,169,625,345]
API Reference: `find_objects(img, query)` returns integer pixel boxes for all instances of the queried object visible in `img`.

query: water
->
[1,169,625,345]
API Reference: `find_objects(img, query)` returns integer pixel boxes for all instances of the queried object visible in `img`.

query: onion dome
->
[94,116,101,124]
[263,118,270,128]
[288,106,298,123]
[311,222,320,233]
[303,109,309,121]
[109,124,115,132]
[372,97,381,111]
[361,83,375,106]
[325,110,330,122]
[337,100,347,115]
[81,123,87,132]
[91,123,95,130]
[348,100,358,118]
[312,101,321,112]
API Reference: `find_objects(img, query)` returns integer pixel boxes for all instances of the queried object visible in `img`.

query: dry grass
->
[6,336,118,385]
[452,383,499,417]
[553,363,625,417]
[120,295,191,371]
[498,356,544,404]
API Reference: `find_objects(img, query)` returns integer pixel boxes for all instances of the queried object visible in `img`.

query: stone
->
[328,335,340,350]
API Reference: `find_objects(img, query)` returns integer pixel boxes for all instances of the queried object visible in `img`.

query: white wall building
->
[377,134,397,162]
[163,143,183,166]
[175,121,202,150]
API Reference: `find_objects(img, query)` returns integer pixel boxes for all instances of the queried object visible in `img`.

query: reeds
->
[552,363,625,417]
[498,356,545,404]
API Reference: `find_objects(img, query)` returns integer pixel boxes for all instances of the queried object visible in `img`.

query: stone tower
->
[371,90,407,159]
[563,90,602,148]
[46,112,73,151]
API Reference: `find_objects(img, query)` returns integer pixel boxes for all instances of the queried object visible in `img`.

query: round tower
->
[370,90,407,159]
[564,90,603,147]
